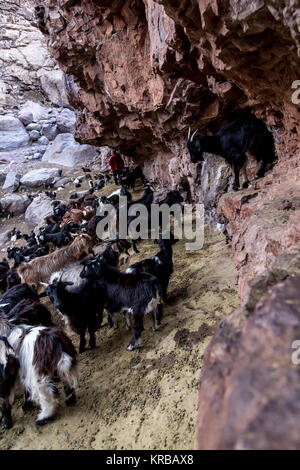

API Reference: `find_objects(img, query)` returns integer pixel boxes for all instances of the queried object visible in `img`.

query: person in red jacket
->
[109,150,124,185]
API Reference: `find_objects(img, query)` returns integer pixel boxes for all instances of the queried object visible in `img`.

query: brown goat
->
[60,206,95,228]
[17,235,93,288]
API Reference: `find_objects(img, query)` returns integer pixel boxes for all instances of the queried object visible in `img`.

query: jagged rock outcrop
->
[198,266,300,450]
[0,0,70,106]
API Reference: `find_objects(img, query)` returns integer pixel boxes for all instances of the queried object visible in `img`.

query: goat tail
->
[57,352,79,390]
[33,327,78,378]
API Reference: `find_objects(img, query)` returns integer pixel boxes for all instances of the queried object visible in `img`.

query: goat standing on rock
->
[187,113,276,191]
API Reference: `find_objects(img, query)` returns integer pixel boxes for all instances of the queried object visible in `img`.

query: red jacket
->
[109,153,124,171]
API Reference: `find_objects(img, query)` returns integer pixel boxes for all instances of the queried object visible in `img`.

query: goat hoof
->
[127,344,135,351]
[232,185,239,192]
[88,343,96,350]
[36,417,52,426]
[22,401,34,412]
[242,182,249,189]
[4,418,12,429]
[65,394,76,406]
[79,347,86,353]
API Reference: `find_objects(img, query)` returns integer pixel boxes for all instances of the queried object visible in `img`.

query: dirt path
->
[0,179,239,450]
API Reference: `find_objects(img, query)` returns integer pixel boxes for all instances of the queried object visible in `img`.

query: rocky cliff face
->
[0,0,71,107]
[36,0,300,449]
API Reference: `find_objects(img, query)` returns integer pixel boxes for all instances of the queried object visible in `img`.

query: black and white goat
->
[0,334,19,429]
[187,113,276,191]
[80,258,163,351]
[126,233,178,302]
[0,319,78,426]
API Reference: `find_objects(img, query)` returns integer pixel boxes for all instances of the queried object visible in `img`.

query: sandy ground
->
[0,177,239,450]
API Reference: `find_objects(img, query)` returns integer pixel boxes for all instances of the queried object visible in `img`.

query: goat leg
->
[153,304,163,331]
[79,329,86,353]
[241,160,250,189]
[87,321,96,350]
[233,161,242,191]
[35,382,58,426]
[107,312,118,329]
[127,314,144,351]
[3,402,12,429]
[132,239,140,254]
[64,382,76,406]
[255,160,267,180]
[95,310,103,330]
[22,390,34,412]
[0,397,13,429]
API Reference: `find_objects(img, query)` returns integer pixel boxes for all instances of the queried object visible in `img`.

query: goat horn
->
[191,129,198,141]
[79,233,92,240]
[188,127,191,140]
[39,282,49,287]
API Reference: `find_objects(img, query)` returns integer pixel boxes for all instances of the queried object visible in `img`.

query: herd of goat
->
[0,166,183,429]
[0,112,277,431]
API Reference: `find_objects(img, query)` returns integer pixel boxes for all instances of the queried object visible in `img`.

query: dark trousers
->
[113,169,122,184]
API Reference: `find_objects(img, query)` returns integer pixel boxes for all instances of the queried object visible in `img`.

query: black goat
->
[187,113,276,191]
[126,234,178,302]
[122,189,182,254]
[4,299,53,327]
[42,279,106,353]
[7,244,50,268]
[0,335,19,429]
[37,228,74,249]
[0,260,9,292]
[122,166,145,189]
[23,230,37,247]
[80,258,163,351]
[0,284,39,316]
[129,184,154,208]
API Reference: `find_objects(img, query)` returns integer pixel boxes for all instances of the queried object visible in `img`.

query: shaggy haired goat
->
[0,319,78,426]
[17,235,93,288]
[0,335,19,429]
[187,113,276,191]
